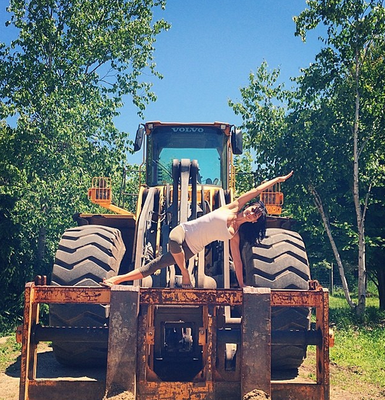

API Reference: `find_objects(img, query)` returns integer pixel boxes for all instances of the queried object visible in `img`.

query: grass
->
[327,292,385,394]
[298,290,385,398]
[0,336,21,373]
[331,327,385,388]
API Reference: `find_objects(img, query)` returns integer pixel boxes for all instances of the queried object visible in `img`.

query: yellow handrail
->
[88,177,132,215]
[260,182,284,215]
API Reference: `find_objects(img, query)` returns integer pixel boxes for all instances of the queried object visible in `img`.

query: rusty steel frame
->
[19,282,331,400]
[18,283,111,400]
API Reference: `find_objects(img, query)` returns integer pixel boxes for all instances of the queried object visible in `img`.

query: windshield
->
[159,148,220,185]
[147,126,227,187]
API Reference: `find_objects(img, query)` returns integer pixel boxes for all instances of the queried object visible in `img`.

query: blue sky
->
[139,0,322,125]
[0,0,323,164]
[124,0,322,163]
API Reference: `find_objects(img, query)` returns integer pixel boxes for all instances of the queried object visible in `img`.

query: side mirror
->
[134,125,145,152]
[231,128,243,155]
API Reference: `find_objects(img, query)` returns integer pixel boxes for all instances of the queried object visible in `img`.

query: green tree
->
[0,0,169,332]
[234,151,257,196]
[230,1,385,314]
[294,0,385,314]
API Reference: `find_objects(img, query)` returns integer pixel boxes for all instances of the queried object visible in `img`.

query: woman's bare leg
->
[171,250,193,287]
[168,225,193,288]
[101,229,194,288]
[102,250,177,287]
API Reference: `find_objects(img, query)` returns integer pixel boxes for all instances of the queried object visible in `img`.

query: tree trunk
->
[353,49,366,316]
[309,185,355,309]
[377,268,385,311]
[36,225,47,272]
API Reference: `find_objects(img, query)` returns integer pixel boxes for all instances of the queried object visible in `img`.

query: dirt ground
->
[1,342,383,400]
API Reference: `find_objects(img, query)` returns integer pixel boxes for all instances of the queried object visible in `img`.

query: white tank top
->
[180,208,234,254]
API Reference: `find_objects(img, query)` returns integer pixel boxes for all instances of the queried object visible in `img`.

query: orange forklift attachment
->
[18,280,332,400]
[260,182,284,215]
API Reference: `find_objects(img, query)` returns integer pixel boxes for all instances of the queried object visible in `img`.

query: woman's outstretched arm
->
[228,171,293,211]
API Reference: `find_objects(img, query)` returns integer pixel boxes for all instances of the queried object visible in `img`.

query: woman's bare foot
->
[101,270,144,287]
[101,277,117,287]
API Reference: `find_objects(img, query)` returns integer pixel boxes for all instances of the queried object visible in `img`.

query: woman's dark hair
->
[238,200,267,244]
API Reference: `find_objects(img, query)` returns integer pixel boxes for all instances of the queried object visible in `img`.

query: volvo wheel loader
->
[18,121,333,400]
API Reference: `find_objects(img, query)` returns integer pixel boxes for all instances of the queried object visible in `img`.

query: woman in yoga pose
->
[102,171,293,288]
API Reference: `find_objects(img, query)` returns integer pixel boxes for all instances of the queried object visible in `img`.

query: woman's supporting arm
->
[230,232,245,288]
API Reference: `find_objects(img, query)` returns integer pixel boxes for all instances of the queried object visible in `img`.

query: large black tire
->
[241,228,311,373]
[49,225,125,366]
